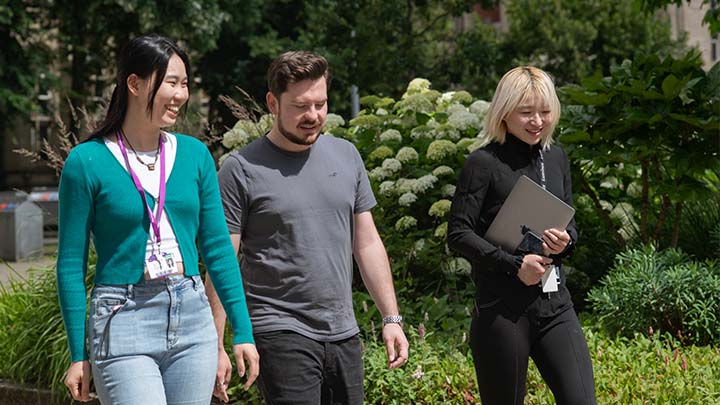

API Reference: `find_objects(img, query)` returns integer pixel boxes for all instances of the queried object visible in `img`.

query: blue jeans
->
[254,331,364,405]
[88,274,218,405]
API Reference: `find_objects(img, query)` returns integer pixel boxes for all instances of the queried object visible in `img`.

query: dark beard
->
[277,114,322,146]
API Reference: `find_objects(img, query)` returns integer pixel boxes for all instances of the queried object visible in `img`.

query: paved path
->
[0,238,57,286]
[0,256,56,285]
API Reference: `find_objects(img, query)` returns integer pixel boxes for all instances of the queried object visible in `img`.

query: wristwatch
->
[382,315,403,326]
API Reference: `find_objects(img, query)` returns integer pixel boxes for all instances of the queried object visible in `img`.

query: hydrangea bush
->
[219,79,488,291]
[346,79,488,290]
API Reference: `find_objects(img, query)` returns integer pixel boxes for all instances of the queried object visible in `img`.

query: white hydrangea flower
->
[434,222,448,239]
[451,91,473,105]
[258,114,275,133]
[376,108,389,116]
[381,158,402,174]
[395,216,418,231]
[433,124,461,141]
[392,113,418,128]
[396,147,419,164]
[378,181,395,197]
[398,192,418,207]
[350,114,383,128]
[395,178,418,194]
[379,129,402,143]
[426,140,458,161]
[369,146,394,162]
[470,100,491,116]
[425,118,440,129]
[410,126,434,140]
[447,103,468,115]
[222,128,252,149]
[324,113,345,130]
[436,91,456,110]
[397,94,434,114]
[448,110,481,131]
[442,184,456,197]
[412,174,438,194]
[429,199,452,218]
[368,167,389,181]
[432,166,454,177]
[404,78,432,97]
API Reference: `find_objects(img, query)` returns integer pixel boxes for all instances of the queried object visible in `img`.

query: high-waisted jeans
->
[88,274,218,405]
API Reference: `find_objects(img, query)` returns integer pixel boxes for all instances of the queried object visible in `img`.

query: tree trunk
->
[652,157,669,242]
[640,158,649,243]
[671,201,683,248]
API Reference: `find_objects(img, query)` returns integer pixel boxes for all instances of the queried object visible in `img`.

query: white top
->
[104,132,183,262]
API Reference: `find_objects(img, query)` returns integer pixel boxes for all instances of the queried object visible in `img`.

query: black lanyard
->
[538,150,546,190]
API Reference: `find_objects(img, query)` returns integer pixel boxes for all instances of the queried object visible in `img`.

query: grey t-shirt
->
[218,135,377,341]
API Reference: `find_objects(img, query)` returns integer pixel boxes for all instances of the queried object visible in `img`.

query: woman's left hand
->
[543,228,571,255]
[233,343,260,391]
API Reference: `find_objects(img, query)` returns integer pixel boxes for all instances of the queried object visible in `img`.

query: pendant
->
[147,164,155,171]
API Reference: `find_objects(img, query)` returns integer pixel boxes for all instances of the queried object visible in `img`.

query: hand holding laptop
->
[542,228,571,255]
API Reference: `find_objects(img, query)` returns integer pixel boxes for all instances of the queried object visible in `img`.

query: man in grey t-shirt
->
[206,51,408,404]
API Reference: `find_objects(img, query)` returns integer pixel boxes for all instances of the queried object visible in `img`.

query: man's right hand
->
[64,360,92,402]
[213,348,233,403]
[517,254,553,286]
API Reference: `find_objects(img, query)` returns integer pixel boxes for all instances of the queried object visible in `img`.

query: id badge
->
[145,252,178,280]
[541,265,560,293]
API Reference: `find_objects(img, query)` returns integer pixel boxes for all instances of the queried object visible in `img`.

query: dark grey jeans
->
[254,330,364,405]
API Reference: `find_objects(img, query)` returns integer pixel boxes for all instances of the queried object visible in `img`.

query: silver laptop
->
[484,175,575,252]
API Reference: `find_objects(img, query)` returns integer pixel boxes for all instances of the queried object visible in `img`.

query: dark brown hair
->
[266,51,331,97]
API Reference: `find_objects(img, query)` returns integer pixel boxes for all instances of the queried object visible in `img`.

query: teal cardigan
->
[57,134,253,362]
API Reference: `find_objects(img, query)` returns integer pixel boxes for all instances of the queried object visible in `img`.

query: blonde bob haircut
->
[481,66,561,149]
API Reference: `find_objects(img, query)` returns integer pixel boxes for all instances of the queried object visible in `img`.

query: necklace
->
[121,132,161,171]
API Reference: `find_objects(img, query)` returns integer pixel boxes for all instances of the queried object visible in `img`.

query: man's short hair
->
[267,51,331,97]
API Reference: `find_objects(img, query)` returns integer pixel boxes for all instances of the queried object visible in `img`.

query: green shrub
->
[588,245,720,346]
[668,195,720,260]
[0,263,93,402]
[223,318,720,404]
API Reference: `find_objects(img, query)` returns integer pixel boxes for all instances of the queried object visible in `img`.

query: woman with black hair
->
[57,34,258,403]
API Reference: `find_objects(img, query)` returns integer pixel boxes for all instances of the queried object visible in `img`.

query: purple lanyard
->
[116,131,166,244]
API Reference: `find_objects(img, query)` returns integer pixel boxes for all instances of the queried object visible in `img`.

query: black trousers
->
[254,330,364,405]
[469,302,596,405]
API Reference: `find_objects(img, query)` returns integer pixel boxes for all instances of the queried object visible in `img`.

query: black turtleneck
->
[448,133,577,317]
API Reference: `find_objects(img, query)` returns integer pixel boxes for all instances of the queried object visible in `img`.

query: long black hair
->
[86,34,191,141]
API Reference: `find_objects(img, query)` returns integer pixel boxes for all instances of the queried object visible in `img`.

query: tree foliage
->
[559,50,720,248]
[505,0,687,85]
[638,0,720,35]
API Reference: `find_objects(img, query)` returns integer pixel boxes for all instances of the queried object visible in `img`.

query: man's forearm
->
[355,238,400,317]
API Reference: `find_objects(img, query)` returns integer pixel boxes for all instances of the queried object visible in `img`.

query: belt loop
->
[127,283,134,300]
[192,275,199,290]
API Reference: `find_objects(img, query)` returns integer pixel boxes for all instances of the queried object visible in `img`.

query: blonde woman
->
[448,67,595,404]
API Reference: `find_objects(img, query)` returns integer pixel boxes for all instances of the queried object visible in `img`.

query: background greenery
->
[1,0,719,403]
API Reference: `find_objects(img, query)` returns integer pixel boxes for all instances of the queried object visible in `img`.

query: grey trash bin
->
[30,186,59,228]
[0,192,44,261]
